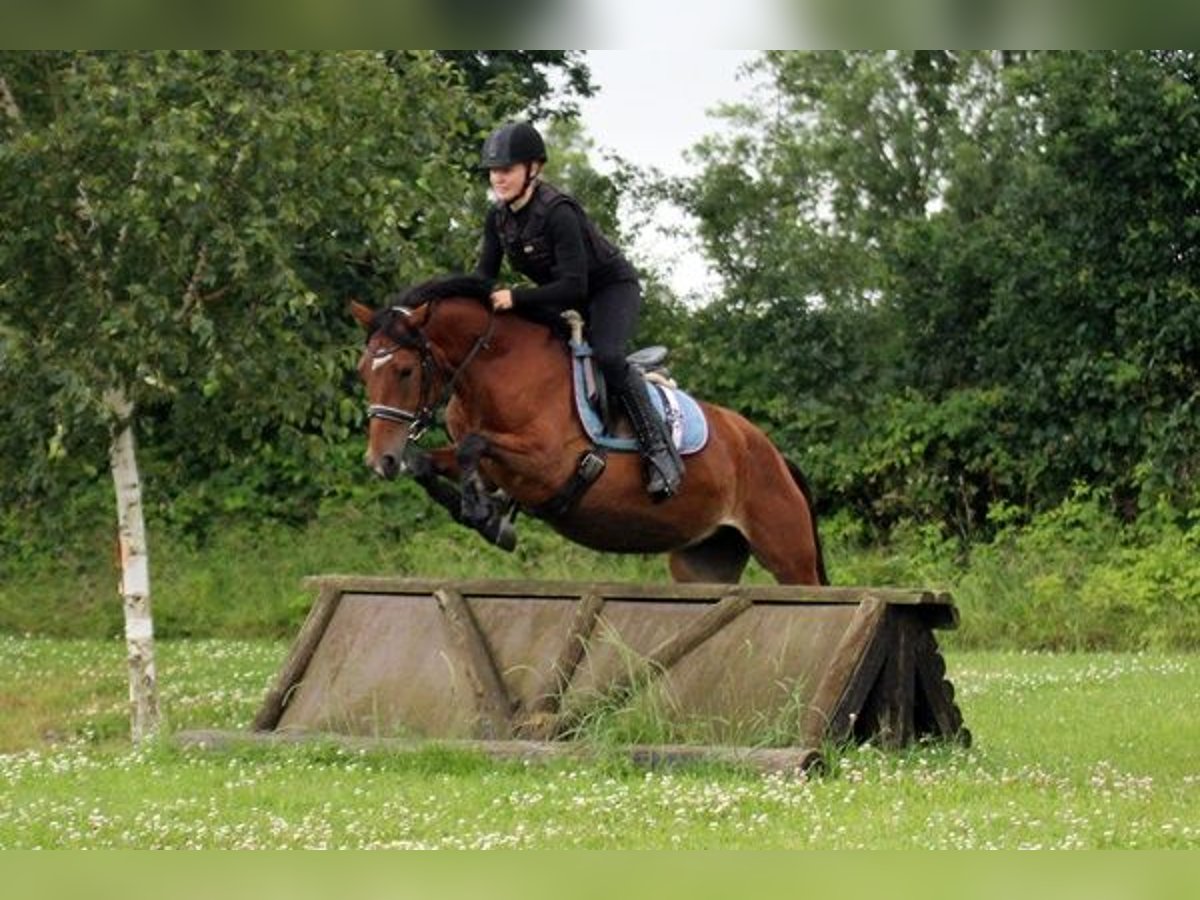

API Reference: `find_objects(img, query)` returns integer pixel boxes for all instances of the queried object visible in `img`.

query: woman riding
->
[474,121,683,499]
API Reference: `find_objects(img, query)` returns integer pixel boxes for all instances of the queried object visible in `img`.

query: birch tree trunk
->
[104,388,161,742]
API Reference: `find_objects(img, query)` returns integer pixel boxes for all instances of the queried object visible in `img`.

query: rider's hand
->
[490,289,514,311]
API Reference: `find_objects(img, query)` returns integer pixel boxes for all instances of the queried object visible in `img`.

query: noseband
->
[366,303,495,442]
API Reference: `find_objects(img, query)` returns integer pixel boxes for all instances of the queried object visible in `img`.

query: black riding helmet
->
[480,122,547,169]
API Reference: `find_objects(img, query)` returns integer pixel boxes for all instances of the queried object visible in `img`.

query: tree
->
[680,51,1200,531]
[432,51,594,121]
[0,51,494,739]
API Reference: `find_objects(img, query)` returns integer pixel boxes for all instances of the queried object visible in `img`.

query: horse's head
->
[351,300,440,479]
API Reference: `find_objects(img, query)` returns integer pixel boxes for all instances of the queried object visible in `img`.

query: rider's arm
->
[511,204,588,312]
[474,206,504,282]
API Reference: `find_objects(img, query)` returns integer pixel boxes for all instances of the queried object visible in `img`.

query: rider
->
[474,121,683,500]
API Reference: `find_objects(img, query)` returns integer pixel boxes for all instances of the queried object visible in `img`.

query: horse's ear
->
[349,299,375,330]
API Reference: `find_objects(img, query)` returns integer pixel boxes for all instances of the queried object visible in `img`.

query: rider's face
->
[489,162,536,204]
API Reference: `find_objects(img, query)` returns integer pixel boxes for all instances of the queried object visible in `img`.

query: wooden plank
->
[433,587,516,739]
[645,593,755,671]
[625,592,755,693]
[518,591,605,740]
[303,575,956,619]
[556,593,755,733]
[800,597,890,745]
[251,584,342,731]
[913,630,969,745]
[874,609,917,747]
[176,729,823,776]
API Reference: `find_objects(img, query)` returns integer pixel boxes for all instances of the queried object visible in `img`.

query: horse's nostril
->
[380,453,400,479]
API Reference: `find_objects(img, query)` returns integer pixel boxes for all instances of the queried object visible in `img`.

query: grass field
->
[1,636,1197,849]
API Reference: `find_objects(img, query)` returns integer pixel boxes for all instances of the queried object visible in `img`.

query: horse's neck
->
[421,300,493,365]
[427,302,568,424]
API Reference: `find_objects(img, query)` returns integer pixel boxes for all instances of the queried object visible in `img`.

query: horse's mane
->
[379,273,569,340]
[368,275,492,336]
[393,274,493,310]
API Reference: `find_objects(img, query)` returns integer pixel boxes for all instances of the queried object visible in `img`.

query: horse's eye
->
[397,366,415,380]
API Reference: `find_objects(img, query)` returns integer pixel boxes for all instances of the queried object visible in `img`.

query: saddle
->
[561,311,709,456]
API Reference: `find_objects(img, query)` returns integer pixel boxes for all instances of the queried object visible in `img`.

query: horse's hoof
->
[476,512,518,551]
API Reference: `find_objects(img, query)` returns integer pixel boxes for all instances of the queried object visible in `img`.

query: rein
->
[366,302,496,442]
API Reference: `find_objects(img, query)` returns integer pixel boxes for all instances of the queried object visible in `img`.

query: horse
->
[350,275,827,585]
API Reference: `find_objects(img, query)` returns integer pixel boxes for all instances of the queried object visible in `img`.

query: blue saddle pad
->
[571,343,709,456]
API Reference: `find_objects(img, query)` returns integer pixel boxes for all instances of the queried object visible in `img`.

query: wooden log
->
[252,584,342,731]
[433,587,516,739]
[800,597,890,745]
[175,729,823,776]
[517,591,605,740]
[913,630,969,745]
[644,593,755,671]
[303,575,957,623]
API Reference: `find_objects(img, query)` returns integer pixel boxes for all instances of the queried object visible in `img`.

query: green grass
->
[2,636,1197,848]
[5,487,1198,651]
[0,501,676,641]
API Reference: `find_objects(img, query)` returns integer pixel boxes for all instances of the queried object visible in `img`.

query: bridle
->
[365,302,496,443]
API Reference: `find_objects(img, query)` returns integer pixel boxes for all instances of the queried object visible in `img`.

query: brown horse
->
[351,276,827,585]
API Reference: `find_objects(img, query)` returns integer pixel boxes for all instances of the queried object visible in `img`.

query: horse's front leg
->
[457,433,519,552]
[403,444,466,521]
[456,433,494,526]
[404,440,517,552]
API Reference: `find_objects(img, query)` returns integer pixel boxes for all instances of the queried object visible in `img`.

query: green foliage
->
[1,52,490,506]
[431,51,594,122]
[0,51,603,585]
[678,51,1200,532]
[3,478,1195,652]
[3,51,1199,663]
[954,489,1200,651]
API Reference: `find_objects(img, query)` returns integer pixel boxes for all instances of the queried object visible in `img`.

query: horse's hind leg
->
[669,526,751,583]
[739,462,824,585]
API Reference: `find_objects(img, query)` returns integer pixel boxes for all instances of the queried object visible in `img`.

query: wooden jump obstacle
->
[181,577,967,774]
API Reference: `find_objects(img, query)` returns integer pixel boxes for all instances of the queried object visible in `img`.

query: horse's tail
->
[785,458,829,585]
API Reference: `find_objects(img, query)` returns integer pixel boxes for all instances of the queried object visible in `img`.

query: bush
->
[3,475,1197,650]
[952,489,1200,650]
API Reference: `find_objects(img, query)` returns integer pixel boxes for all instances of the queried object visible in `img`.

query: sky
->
[572,50,764,300]
[569,1,795,51]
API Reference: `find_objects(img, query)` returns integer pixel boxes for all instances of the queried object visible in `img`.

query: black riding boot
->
[616,379,684,500]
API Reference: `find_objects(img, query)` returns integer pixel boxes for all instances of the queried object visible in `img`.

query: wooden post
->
[434,587,516,738]
[801,596,889,746]
[252,584,343,731]
[518,591,605,740]
[875,609,917,747]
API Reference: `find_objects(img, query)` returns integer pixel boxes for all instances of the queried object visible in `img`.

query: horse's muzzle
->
[367,450,406,480]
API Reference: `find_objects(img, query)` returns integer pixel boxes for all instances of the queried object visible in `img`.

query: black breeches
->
[587,280,641,392]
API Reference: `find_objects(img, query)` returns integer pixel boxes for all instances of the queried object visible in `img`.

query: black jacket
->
[475,182,638,313]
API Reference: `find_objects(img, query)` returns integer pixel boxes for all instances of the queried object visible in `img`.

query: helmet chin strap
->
[507,163,541,212]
